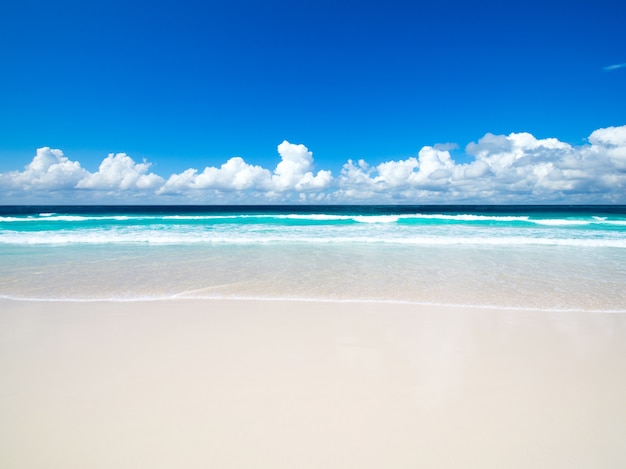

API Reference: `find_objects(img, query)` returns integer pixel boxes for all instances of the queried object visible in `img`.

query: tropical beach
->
[2,0,626,466]
[1,205,626,467]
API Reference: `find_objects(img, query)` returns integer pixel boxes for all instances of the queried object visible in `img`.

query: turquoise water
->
[1,205,625,310]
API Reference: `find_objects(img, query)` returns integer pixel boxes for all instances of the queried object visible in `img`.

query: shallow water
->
[1,205,625,310]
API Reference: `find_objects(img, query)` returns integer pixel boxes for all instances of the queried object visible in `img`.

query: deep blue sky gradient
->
[1,0,624,174]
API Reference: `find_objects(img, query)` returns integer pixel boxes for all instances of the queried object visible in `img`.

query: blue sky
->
[1,0,625,203]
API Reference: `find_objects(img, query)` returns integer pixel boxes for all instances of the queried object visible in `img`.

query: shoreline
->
[2,296,625,314]
[2,298,626,468]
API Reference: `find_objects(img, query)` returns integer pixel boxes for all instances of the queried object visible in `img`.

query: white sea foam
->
[530,219,591,226]
[527,219,626,226]
[353,215,400,223]
[0,215,135,222]
[0,217,32,222]
[2,229,625,248]
[277,214,352,221]
[162,215,240,220]
[404,214,531,222]
[276,213,529,223]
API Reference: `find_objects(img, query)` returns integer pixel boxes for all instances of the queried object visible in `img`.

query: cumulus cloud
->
[1,126,626,203]
[0,147,87,190]
[77,153,164,191]
[335,127,626,203]
[159,157,271,194]
[589,125,626,146]
[159,140,331,198]
[588,126,626,171]
[273,141,332,191]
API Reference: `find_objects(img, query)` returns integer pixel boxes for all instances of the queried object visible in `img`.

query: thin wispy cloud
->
[603,63,626,71]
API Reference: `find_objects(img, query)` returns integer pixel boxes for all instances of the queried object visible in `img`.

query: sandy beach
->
[1,298,625,468]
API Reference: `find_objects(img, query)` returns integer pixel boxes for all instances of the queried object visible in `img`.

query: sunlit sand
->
[1,299,625,468]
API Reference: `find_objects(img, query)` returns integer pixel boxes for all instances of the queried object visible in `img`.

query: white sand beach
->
[1,299,625,468]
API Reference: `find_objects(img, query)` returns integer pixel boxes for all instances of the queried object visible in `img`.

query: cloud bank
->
[1,127,626,203]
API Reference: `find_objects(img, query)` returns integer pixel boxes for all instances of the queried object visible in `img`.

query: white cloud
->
[77,153,164,191]
[159,157,271,194]
[589,125,626,146]
[1,125,625,203]
[336,147,455,195]
[416,146,454,180]
[334,127,626,203]
[157,168,198,194]
[588,126,626,170]
[375,157,420,187]
[272,141,332,191]
[458,160,490,180]
[0,147,87,190]
[160,140,331,198]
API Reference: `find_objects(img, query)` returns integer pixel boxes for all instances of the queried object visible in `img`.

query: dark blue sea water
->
[1,205,625,310]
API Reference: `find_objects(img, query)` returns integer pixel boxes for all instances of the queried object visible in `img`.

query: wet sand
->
[1,299,625,468]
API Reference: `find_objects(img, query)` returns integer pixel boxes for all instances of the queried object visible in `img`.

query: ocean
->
[1,205,625,311]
